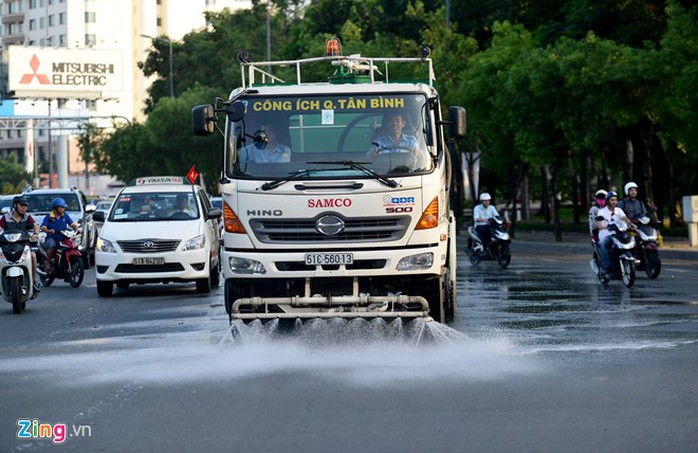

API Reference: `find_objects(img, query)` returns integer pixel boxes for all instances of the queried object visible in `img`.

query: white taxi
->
[93,176,221,297]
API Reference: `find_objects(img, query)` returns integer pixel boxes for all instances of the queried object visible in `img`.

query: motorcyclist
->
[0,196,40,291]
[40,197,79,275]
[618,181,648,223]
[473,192,500,247]
[596,191,633,276]
[588,189,607,241]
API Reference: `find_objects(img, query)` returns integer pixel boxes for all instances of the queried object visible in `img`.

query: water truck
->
[192,39,466,325]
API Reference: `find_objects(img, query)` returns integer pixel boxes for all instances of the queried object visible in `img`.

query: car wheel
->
[97,281,113,297]
[196,277,211,294]
[210,260,220,287]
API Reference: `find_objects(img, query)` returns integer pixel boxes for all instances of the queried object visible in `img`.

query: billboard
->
[8,47,123,100]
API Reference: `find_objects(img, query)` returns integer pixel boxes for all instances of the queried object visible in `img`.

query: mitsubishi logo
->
[315,215,345,236]
[20,54,51,85]
[143,240,155,249]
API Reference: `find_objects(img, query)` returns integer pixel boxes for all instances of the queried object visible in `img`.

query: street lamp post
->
[141,34,174,98]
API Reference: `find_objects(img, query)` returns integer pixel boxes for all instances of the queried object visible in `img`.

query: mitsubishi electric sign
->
[8,46,123,99]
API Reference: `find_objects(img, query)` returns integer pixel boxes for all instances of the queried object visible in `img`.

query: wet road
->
[1,247,697,452]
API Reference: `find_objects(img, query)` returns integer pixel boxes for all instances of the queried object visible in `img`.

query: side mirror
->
[207,208,222,220]
[226,101,247,123]
[192,105,216,136]
[448,106,466,139]
[92,211,105,222]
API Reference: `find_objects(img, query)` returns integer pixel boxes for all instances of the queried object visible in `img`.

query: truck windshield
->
[227,93,432,179]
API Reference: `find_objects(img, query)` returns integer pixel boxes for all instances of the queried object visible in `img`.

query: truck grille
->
[250,216,410,243]
[117,239,181,253]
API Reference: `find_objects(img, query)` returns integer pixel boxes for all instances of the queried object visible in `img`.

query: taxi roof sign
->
[130,176,187,186]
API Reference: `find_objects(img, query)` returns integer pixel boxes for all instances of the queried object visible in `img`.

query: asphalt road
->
[1,244,697,452]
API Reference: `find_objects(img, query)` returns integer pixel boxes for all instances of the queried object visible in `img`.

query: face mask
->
[597,199,606,207]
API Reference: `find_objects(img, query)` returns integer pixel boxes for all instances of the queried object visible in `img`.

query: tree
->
[76,123,104,191]
[96,84,221,192]
[0,156,30,194]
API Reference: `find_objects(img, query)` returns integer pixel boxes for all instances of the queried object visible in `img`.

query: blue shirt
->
[368,133,419,156]
[367,133,426,169]
[41,211,75,241]
[473,204,499,226]
[240,142,291,163]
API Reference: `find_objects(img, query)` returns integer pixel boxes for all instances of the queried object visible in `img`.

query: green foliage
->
[0,156,30,194]
[97,85,221,192]
[76,123,104,168]
[96,0,698,214]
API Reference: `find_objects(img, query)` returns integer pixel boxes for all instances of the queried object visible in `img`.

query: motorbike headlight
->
[396,253,434,271]
[96,237,116,253]
[182,234,206,251]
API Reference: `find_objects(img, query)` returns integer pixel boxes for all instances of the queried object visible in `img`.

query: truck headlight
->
[229,257,266,274]
[396,252,434,271]
[96,237,116,253]
[183,234,206,251]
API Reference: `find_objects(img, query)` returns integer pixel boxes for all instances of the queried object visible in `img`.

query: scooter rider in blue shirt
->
[40,197,79,274]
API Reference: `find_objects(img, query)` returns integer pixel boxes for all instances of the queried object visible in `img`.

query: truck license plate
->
[305,253,353,265]
[132,257,165,265]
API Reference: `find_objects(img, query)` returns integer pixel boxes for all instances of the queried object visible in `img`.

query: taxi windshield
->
[227,93,432,180]
[109,192,199,222]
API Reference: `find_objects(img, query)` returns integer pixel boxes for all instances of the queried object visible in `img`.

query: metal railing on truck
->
[241,54,436,88]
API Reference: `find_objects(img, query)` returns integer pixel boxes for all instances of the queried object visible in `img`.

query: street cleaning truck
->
[192,39,465,324]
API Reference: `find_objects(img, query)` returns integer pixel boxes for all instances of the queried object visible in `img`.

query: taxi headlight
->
[396,252,434,271]
[229,257,266,274]
[183,234,206,251]
[96,237,116,253]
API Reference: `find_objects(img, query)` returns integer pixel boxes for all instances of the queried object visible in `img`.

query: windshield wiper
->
[307,161,399,188]
[261,169,317,191]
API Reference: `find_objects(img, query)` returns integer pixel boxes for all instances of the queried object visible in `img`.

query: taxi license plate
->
[305,253,353,266]
[132,257,165,265]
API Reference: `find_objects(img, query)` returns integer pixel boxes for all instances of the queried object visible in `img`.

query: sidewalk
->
[496,229,698,261]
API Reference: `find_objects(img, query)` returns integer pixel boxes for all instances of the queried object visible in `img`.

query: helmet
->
[605,190,619,201]
[12,196,29,206]
[52,197,68,209]
[479,192,492,201]
[624,182,638,196]
[594,189,608,199]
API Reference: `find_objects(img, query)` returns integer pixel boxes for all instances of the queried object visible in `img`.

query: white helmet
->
[624,182,638,196]
[594,189,608,198]
[479,192,491,201]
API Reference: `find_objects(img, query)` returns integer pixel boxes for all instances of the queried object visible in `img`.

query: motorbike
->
[630,215,661,279]
[466,216,512,269]
[590,222,636,288]
[37,230,85,288]
[0,229,38,314]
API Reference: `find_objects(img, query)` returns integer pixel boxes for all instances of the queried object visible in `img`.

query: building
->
[0,0,251,193]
